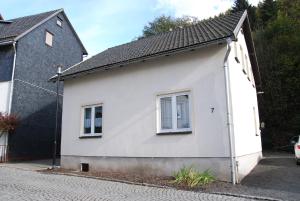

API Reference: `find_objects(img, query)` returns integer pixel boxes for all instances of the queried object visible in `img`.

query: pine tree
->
[232,0,250,12]
[257,0,277,28]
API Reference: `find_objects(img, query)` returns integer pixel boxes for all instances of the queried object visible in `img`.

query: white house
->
[56,11,262,183]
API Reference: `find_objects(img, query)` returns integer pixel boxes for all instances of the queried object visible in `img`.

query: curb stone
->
[41,170,281,201]
[211,192,283,201]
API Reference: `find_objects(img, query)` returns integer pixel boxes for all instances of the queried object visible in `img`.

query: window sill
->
[79,134,102,139]
[157,131,192,135]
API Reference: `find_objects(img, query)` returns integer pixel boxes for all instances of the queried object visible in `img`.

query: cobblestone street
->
[0,167,262,201]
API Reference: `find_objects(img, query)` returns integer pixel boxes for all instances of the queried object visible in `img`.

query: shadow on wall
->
[8,101,62,161]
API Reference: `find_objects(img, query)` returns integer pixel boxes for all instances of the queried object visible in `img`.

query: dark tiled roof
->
[62,11,245,79]
[0,10,59,42]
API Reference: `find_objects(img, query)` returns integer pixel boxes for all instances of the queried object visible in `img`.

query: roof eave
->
[242,14,262,89]
[60,11,88,55]
[233,10,248,40]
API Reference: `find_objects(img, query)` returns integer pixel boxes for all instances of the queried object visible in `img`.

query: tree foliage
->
[253,0,300,148]
[0,113,19,134]
[140,15,199,38]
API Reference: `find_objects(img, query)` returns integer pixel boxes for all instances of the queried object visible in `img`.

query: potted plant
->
[0,112,19,162]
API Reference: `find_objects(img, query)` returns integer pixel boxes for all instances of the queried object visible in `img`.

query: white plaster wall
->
[0,81,11,113]
[228,30,262,158]
[61,45,231,158]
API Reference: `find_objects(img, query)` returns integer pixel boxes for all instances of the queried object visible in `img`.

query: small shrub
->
[172,166,215,188]
[0,112,19,133]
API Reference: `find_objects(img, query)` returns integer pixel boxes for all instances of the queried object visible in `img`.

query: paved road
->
[0,167,259,201]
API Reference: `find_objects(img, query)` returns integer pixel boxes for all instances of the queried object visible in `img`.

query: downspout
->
[223,38,237,184]
[4,42,17,159]
[8,42,17,114]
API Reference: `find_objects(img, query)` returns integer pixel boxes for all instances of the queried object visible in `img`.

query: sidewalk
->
[0,158,60,171]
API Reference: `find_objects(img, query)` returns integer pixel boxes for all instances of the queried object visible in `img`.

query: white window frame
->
[80,104,103,137]
[156,91,192,134]
[45,31,53,47]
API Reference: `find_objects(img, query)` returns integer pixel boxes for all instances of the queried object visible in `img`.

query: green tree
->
[232,0,250,12]
[231,0,257,30]
[256,0,277,28]
[254,0,300,148]
[140,15,199,38]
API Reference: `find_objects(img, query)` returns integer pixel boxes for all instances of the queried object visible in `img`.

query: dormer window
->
[56,18,62,27]
[45,31,53,47]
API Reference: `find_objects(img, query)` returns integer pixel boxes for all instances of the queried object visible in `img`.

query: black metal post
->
[52,66,62,168]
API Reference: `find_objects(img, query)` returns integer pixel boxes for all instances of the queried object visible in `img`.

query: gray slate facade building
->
[0,9,87,160]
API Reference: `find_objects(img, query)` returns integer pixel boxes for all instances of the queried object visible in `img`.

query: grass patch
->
[172,166,215,188]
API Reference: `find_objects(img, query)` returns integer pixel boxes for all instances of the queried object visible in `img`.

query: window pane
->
[45,31,53,46]
[57,19,62,27]
[94,106,102,133]
[176,95,190,129]
[84,108,91,134]
[160,97,172,129]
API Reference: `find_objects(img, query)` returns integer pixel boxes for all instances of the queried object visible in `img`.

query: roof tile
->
[62,11,245,79]
[0,10,59,42]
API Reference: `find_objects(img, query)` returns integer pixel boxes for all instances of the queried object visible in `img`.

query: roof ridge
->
[8,9,62,21]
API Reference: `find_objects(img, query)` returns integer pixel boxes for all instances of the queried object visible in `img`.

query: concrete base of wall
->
[61,155,232,181]
[236,151,262,182]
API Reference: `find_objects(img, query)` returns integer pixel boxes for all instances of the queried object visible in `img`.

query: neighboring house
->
[57,11,262,183]
[0,9,87,161]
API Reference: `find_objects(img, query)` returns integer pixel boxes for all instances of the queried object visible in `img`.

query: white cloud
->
[156,0,262,19]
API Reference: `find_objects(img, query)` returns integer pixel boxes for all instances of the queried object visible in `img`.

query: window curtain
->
[160,97,172,129]
[84,108,91,133]
[94,106,102,133]
[176,95,189,128]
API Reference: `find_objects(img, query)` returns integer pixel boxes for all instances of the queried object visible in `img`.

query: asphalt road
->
[207,152,300,201]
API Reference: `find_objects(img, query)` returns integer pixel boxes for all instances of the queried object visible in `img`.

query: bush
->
[0,112,19,133]
[172,166,215,188]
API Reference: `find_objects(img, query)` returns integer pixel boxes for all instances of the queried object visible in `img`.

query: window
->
[45,31,53,47]
[81,104,102,136]
[157,92,192,134]
[56,18,62,27]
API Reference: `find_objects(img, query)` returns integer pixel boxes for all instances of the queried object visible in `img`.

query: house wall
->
[0,45,14,82]
[228,30,262,181]
[61,44,233,180]
[8,12,84,160]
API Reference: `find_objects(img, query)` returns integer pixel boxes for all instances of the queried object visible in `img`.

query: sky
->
[2,0,261,56]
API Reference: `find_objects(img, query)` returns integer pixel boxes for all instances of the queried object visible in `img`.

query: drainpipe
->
[8,42,17,114]
[5,42,17,158]
[223,38,237,184]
